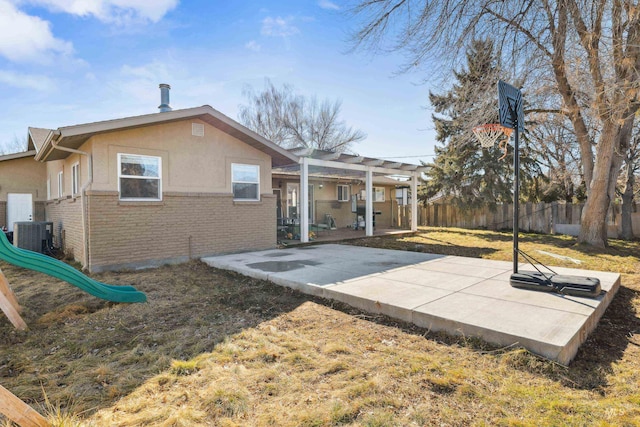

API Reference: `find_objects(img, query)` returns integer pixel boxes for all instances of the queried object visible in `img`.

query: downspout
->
[50,133,93,270]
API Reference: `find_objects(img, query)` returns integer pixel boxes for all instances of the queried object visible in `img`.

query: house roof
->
[0,150,37,162]
[34,105,300,167]
[28,127,53,152]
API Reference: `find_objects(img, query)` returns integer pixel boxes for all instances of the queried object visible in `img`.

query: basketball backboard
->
[498,80,524,132]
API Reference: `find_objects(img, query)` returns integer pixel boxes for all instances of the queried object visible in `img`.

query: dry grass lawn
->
[1,227,639,426]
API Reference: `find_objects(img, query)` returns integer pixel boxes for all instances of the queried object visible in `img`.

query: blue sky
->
[0,0,437,164]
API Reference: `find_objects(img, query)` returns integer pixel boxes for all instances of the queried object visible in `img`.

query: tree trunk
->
[578,124,619,247]
[621,163,635,240]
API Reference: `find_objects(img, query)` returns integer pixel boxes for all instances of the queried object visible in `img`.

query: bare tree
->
[349,0,640,247]
[618,126,640,240]
[0,136,27,155]
[527,113,583,202]
[238,79,366,153]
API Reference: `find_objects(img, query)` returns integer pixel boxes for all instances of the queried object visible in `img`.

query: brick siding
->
[46,197,85,262]
[86,191,276,272]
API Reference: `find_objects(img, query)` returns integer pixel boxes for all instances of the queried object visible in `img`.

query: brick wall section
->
[86,191,276,272]
[0,202,5,229]
[45,197,85,262]
[34,202,45,222]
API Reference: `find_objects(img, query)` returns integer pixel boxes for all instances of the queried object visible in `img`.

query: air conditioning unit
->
[13,221,53,253]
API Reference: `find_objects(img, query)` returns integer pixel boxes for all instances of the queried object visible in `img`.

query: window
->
[71,163,79,196]
[118,154,162,201]
[57,171,63,198]
[373,187,385,202]
[337,184,350,202]
[232,163,259,201]
[396,187,408,206]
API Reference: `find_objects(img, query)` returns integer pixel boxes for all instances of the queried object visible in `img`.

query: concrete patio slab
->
[202,244,620,365]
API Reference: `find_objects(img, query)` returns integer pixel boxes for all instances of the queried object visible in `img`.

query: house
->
[0,132,48,232]
[14,85,425,272]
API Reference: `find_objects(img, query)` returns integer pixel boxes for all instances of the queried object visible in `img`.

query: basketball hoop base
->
[510,272,601,298]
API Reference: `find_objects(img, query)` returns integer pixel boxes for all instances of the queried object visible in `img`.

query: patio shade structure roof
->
[275,147,428,179]
[278,148,429,242]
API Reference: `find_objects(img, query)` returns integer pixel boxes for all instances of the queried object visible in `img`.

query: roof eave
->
[0,150,37,162]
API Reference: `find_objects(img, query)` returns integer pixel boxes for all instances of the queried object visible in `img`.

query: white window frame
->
[71,162,79,196]
[337,184,350,202]
[57,171,64,198]
[117,153,162,201]
[372,187,385,202]
[232,163,260,201]
[46,177,51,200]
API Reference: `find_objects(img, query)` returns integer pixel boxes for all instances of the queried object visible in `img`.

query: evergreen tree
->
[422,38,536,211]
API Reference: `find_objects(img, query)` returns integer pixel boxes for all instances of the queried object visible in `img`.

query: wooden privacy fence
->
[397,202,640,238]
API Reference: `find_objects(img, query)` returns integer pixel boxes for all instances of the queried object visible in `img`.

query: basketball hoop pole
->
[510,103,520,274]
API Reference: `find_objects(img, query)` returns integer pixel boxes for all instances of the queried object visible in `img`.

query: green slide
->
[0,231,146,303]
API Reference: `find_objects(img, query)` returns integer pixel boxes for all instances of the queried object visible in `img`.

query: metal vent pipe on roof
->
[158,83,172,112]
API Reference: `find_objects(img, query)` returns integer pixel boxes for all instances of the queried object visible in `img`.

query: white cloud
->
[261,16,299,37]
[24,0,179,24]
[318,0,340,10]
[0,0,73,63]
[245,40,261,52]
[0,69,56,91]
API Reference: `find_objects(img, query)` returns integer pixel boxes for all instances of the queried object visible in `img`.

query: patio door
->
[308,185,314,223]
[286,183,298,218]
[273,189,283,219]
[286,183,314,222]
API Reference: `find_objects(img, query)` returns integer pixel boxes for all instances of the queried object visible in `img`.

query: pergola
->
[274,148,429,243]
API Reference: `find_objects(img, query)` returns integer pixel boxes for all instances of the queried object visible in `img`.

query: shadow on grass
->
[565,284,640,390]
[344,236,499,258]
[0,260,313,415]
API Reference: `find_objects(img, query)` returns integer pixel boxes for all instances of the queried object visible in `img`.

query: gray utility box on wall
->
[13,221,53,253]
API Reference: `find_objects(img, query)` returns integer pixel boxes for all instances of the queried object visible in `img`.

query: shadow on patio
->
[278,227,415,246]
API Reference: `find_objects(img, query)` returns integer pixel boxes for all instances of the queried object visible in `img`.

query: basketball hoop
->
[472,124,513,148]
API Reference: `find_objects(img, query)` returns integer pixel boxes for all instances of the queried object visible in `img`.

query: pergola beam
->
[341,155,364,163]
[382,162,402,169]
[319,152,342,160]
[304,157,422,178]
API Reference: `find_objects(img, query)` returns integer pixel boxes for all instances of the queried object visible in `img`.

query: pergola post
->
[300,157,309,243]
[411,172,418,231]
[365,168,373,236]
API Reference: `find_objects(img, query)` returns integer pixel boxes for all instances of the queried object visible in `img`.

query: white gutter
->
[50,132,93,270]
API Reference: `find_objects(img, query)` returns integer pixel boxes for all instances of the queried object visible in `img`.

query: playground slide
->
[0,232,146,303]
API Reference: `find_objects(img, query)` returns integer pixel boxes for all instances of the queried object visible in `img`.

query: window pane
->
[120,155,159,177]
[233,183,258,200]
[338,185,349,201]
[232,164,258,182]
[373,188,385,202]
[120,178,160,199]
